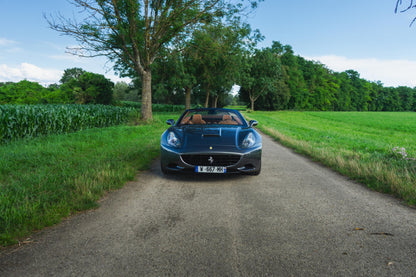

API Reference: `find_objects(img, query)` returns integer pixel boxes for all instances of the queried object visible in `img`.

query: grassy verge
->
[245,111,416,205]
[224,105,247,111]
[0,112,178,246]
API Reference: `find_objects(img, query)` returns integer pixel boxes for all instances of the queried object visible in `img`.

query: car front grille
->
[181,154,241,166]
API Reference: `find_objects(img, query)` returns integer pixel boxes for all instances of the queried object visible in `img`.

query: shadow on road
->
[159,171,251,183]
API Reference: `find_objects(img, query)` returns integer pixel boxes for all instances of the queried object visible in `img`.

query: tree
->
[343,70,368,111]
[61,72,114,104]
[151,46,197,108]
[395,0,416,25]
[47,0,260,120]
[0,80,49,104]
[275,42,307,110]
[396,86,414,110]
[240,46,282,111]
[60,68,86,84]
[333,72,352,111]
[189,21,253,108]
[113,81,131,101]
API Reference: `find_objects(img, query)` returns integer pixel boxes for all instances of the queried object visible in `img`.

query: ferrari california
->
[160,108,262,175]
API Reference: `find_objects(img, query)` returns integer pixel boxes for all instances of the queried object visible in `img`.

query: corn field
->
[0,104,137,143]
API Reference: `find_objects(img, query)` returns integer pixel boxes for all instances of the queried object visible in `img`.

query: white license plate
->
[195,166,226,173]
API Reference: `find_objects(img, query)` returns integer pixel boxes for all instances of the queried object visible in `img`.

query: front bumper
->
[160,145,262,174]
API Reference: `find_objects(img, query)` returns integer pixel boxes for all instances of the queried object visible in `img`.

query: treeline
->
[0,68,115,105]
[2,42,415,112]
[148,39,416,112]
[238,42,416,112]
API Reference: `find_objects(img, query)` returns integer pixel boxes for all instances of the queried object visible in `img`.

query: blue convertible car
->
[160,108,262,175]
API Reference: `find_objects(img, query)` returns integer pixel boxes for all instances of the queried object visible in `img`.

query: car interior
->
[180,112,243,126]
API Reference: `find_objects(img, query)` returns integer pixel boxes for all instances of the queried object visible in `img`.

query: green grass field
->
[245,111,416,205]
[0,112,178,246]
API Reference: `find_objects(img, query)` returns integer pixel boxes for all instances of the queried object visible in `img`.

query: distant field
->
[224,105,247,111]
[245,111,416,205]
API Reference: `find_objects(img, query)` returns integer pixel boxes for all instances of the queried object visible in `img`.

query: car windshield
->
[178,109,246,126]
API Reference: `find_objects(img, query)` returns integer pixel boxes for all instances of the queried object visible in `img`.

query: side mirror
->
[166,119,175,126]
[249,120,258,127]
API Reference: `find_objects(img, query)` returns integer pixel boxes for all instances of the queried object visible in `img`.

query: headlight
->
[241,132,256,148]
[167,131,181,148]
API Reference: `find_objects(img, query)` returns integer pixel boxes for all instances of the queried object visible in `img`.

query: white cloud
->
[0,38,17,46]
[0,63,63,85]
[0,38,22,58]
[106,74,132,84]
[306,55,416,88]
[0,62,131,86]
[49,50,132,84]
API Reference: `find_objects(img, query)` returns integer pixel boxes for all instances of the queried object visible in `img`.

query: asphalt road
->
[1,133,416,276]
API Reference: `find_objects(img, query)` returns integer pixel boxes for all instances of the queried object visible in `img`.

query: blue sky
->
[1,0,416,87]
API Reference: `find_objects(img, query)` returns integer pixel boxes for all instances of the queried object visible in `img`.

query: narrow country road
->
[1,133,416,276]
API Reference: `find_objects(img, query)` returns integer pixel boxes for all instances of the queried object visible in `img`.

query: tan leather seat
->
[219,114,238,125]
[190,114,206,125]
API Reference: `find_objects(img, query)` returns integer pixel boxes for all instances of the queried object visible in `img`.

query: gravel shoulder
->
[1,132,416,276]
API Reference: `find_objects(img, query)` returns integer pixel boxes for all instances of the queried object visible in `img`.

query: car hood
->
[177,126,244,152]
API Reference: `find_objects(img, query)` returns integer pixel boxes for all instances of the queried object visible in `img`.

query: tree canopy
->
[47,0,262,120]
[0,69,114,105]
[189,21,255,108]
[238,41,416,112]
[240,45,283,111]
[61,72,114,105]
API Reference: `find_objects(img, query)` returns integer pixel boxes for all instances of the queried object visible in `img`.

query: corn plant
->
[0,104,136,144]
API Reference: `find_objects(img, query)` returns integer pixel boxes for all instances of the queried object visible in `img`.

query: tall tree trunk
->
[250,95,255,111]
[212,95,218,108]
[185,86,191,110]
[141,70,153,121]
[204,91,210,108]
